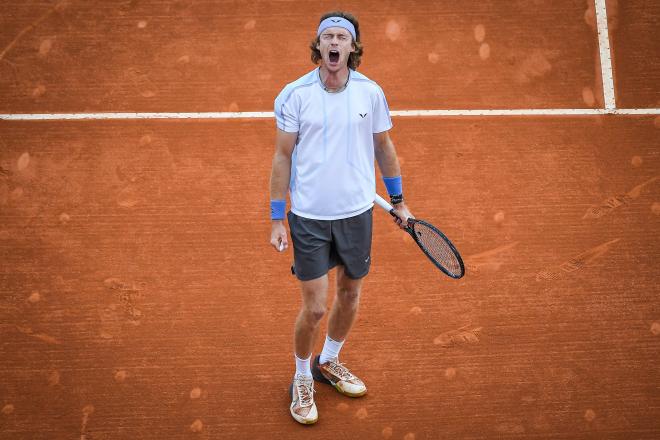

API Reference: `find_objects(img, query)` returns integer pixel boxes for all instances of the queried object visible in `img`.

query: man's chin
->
[323,61,344,72]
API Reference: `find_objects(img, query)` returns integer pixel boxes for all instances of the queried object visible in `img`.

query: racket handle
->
[375,193,413,228]
[374,193,394,212]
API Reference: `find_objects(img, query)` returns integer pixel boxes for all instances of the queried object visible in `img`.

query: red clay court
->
[1,1,659,439]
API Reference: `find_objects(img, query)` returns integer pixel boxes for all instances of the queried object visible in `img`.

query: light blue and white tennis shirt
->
[275,68,393,220]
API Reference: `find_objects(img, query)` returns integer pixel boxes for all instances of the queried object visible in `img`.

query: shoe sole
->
[288,383,318,425]
[311,356,367,398]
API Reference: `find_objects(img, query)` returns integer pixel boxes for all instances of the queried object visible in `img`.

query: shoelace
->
[295,377,315,407]
[326,360,355,381]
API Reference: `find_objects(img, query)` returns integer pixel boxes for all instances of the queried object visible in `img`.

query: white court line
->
[392,109,660,116]
[595,0,617,110]
[1,108,659,120]
[0,112,274,120]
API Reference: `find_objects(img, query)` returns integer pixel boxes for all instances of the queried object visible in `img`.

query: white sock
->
[295,354,312,377]
[319,335,344,364]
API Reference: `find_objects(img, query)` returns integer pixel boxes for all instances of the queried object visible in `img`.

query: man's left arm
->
[374,130,413,228]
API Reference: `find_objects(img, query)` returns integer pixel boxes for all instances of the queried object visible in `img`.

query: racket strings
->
[412,222,462,276]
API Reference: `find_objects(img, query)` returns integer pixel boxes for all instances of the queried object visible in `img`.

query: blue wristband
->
[270,199,286,220]
[383,176,402,196]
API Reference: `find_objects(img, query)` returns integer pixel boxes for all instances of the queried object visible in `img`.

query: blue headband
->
[317,17,356,40]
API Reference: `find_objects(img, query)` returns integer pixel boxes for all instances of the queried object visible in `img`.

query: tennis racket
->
[374,194,465,279]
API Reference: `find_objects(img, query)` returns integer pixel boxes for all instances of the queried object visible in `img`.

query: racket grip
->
[375,193,411,224]
[374,193,394,212]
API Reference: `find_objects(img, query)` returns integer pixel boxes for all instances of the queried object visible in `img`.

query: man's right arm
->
[269,129,298,251]
[270,129,297,200]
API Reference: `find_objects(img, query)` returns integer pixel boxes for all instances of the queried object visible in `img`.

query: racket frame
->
[374,194,465,279]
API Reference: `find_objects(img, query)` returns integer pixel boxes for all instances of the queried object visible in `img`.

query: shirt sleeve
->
[274,88,300,133]
[372,86,393,134]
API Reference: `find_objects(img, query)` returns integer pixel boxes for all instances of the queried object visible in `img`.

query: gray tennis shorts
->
[287,208,373,281]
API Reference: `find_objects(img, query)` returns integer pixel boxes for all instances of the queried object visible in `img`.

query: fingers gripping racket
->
[374,194,465,279]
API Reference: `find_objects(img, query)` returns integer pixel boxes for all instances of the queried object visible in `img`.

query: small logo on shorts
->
[364,256,370,263]
[359,113,367,118]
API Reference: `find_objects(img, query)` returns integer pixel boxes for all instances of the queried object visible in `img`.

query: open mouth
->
[329,50,340,63]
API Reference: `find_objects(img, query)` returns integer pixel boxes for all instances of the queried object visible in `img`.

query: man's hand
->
[270,220,289,252]
[391,202,414,230]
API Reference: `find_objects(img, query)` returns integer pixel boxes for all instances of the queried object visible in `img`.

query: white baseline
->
[1,108,659,120]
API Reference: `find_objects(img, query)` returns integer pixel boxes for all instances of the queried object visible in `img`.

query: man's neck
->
[319,66,350,92]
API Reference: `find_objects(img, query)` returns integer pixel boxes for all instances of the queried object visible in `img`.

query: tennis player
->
[269,11,413,425]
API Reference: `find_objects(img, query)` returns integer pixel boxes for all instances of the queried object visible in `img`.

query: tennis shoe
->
[289,373,318,424]
[312,355,367,397]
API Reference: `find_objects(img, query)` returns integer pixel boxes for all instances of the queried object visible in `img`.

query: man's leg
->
[294,274,329,359]
[324,208,371,345]
[327,265,363,343]
[312,266,367,397]
[289,274,328,425]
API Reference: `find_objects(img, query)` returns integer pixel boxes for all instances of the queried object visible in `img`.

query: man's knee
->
[336,268,362,305]
[337,286,361,305]
[301,304,326,324]
[299,275,328,324]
